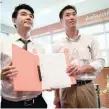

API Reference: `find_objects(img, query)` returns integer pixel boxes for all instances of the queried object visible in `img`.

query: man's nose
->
[70,15,75,20]
[26,15,32,20]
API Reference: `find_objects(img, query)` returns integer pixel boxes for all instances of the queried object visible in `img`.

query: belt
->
[2,94,42,107]
[24,98,35,106]
[76,80,92,85]
[21,94,42,106]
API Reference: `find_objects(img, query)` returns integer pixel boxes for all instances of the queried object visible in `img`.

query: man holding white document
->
[53,5,105,108]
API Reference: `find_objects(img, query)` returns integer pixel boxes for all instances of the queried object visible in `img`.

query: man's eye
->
[73,14,76,16]
[21,13,26,16]
[66,14,70,16]
[30,15,33,18]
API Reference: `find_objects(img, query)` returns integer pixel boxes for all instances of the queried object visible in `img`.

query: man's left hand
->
[66,64,83,76]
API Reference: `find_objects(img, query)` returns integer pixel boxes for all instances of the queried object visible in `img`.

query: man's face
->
[61,9,77,28]
[13,9,34,30]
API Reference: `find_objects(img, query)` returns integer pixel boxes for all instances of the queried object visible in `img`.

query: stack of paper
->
[39,53,72,89]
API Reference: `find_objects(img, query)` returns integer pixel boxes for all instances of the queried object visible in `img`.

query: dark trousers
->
[1,94,47,108]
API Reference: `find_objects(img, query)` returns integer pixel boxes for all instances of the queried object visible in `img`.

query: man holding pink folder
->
[0,4,47,108]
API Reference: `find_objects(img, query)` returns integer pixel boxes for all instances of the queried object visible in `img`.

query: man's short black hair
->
[12,4,34,19]
[59,5,77,19]
[12,4,34,28]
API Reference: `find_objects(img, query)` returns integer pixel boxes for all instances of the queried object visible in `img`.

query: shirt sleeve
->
[89,38,105,75]
[0,37,3,77]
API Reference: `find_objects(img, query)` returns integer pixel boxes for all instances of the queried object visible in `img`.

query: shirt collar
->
[66,30,81,42]
[14,32,34,43]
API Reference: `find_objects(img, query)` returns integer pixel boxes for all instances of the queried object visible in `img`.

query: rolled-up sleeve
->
[0,37,3,76]
[89,38,105,75]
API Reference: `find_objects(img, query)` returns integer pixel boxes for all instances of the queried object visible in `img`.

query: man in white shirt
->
[0,4,47,108]
[53,5,105,108]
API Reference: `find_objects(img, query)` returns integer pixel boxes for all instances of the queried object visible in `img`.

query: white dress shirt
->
[53,32,105,80]
[0,33,45,101]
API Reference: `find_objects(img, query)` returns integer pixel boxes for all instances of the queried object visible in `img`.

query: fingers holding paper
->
[1,62,18,82]
[67,64,82,76]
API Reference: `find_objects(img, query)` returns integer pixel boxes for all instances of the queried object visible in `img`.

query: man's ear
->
[60,19,64,27]
[60,19,62,23]
[12,18,16,25]
[12,18,17,28]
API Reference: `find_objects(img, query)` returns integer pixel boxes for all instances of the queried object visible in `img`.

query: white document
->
[39,53,72,89]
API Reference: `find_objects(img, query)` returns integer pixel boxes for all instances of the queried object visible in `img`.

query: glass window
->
[0,2,1,30]
[44,44,53,54]
[104,22,109,31]
[53,31,65,42]
[33,34,51,45]
[102,51,109,67]
[106,33,109,49]
[79,24,104,35]
[93,34,106,49]
[0,32,8,37]
[33,34,53,53]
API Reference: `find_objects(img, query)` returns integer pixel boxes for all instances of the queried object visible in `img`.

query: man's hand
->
[67,64,82,76]
[54,95,60,106]
[67,64,96,76]
[1,62,18,82]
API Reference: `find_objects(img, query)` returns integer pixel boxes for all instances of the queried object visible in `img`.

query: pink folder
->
[12,44,42,91]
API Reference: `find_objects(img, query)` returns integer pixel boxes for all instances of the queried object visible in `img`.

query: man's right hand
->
[54,89,60,107]
[54,96,61,108]
[1,62,18,82]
